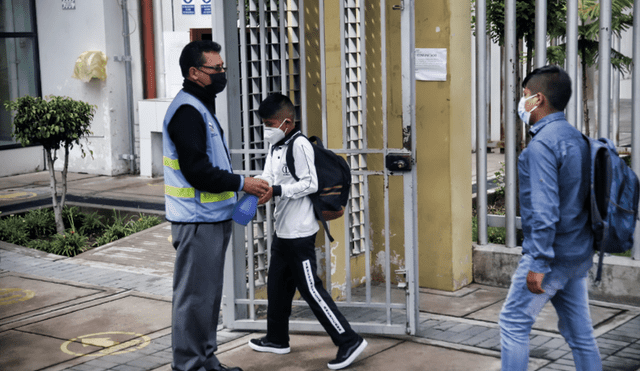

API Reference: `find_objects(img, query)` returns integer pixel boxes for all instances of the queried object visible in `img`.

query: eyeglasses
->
[199,65,227,73]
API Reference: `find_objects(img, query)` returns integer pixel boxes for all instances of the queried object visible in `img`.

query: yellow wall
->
[414,0,473,290]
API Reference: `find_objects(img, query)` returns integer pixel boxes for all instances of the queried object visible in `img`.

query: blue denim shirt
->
[519,112,593,274]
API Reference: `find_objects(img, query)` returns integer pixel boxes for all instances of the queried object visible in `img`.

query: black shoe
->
[327,336,368,370]
[248,337,291,354]
[209,364,242,371]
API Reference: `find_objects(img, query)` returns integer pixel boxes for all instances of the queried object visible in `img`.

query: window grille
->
[237,0,303,286]
[342,0,367,255]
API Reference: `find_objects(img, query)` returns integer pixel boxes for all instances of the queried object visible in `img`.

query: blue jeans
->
[499,254,602,371]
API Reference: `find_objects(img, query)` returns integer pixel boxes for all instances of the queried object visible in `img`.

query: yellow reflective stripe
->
[165,185,195,198]
[163,156,180,170]
[201,191,235,203]
[165,185,234,203]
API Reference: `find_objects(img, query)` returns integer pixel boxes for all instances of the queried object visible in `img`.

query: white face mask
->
[517,94,538,125]
[264,119,288,145]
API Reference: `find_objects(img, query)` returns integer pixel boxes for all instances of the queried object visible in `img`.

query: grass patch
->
[0,206,161,257]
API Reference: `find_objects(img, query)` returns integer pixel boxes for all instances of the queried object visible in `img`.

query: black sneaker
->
[327,336,368,370]
[248,337,291,354]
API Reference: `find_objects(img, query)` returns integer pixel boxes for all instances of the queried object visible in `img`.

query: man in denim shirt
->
[499,65,602,370]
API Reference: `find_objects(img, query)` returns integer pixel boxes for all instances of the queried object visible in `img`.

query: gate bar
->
[475,0,488,245]
[504,0,518,247]
[611,35,620,145]
[597,0,611,139]
[380,0,388,306]
[535,0,546,68]
[400,0,419,335]
[217,0,248,327]
[319,0,332,296]
[632,0,640,260]
[566,0,578,127]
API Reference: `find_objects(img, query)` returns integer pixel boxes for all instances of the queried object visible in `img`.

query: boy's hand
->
[258,187,273,205]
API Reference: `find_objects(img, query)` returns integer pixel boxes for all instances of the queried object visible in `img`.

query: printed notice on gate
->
[415,48,447,81]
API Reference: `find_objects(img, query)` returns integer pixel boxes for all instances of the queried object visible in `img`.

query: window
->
[0,0,40,146]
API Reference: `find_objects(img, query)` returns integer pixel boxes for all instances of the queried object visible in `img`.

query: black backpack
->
[286,134,351,242]
[584,135,640,282]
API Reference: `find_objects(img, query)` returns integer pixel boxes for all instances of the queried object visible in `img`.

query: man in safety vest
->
[163,40,269,371]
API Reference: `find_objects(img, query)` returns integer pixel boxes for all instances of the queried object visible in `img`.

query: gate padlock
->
[386,154,412,172]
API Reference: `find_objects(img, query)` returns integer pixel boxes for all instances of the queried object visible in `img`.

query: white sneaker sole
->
[327,339,368,370]
[248,340,291,354]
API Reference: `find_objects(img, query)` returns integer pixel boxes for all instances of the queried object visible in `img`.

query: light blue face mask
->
[517,94,538,125]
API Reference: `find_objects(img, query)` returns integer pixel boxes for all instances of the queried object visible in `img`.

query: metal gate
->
[216,0,419,336]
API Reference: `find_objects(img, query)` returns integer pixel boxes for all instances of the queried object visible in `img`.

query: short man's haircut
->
[258,93,296,122]
[179,40,222,78]
[522,65,572,111]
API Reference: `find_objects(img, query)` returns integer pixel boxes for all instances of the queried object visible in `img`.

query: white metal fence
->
[474,0,640,261]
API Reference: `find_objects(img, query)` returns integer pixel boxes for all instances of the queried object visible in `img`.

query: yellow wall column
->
[414,0,473,290]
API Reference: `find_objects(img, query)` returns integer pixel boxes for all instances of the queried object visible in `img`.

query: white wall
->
[170,0,213,32]
[161,0,213,97]
[35,0,144,176]
[0,146,45,177]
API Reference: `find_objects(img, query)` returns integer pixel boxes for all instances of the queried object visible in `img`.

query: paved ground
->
[1,153,640,370]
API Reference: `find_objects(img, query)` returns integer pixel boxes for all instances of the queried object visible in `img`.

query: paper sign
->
[415,48,447,81]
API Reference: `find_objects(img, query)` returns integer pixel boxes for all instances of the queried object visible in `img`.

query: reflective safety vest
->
[162,90,237,222]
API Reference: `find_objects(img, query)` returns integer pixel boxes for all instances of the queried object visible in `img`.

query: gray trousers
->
[171,221,232,371]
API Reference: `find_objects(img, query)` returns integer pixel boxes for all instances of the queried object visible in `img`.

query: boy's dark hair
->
[522,65,572,111]
[258,93,296,122]
[179,40,222,78]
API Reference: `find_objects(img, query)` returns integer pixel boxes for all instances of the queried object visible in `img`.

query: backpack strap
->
[285,132,304,181]
[284,133,335,242]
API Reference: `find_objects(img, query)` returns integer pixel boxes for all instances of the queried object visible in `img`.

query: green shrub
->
[78,210,104,235]
[472,216,523,245]
[26,239,52,251]
[0,215,30,245]
[93,211,160,247]
[127,214,161,234]
[48,230,88,257]
[62,206,83,230]
[23,208,55,239]
[0,206,162,256]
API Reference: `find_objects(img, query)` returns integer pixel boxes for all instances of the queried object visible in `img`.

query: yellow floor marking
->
[0,288,35,305]
[0,190,37,201]
[61,331,151,357]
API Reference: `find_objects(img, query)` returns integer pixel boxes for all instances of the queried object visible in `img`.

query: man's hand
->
[258,187,273,205]
[526,271,545,294]
[243,177,269,198]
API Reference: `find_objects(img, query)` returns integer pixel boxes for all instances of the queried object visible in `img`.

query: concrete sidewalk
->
[1,168,640,371]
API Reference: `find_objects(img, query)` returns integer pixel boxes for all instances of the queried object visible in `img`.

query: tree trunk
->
[46,150,65,234]
[61,144,69,208]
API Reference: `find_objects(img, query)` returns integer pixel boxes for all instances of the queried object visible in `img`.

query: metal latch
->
[392,1,404,10]
[395,268,407,289]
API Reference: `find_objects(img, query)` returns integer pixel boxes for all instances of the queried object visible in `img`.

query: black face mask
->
[204,72,227,99]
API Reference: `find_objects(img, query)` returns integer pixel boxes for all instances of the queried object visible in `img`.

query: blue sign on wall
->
[182,0,194,15]
[202,0,211,15]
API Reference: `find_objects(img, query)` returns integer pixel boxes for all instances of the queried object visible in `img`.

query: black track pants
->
[266,233,358,347]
